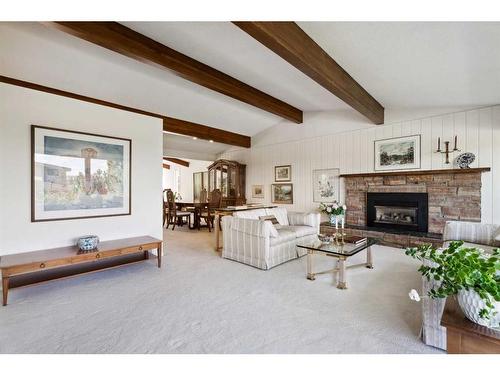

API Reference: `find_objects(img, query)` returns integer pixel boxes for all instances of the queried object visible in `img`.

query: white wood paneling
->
[221,106,500,224]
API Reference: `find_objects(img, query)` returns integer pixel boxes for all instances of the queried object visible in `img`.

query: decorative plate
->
[456,152,475,169]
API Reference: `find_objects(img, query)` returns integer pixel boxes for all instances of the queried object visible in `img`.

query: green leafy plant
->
[405,241,500,319]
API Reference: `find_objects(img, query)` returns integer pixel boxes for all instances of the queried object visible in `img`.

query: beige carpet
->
[0,227,442,353]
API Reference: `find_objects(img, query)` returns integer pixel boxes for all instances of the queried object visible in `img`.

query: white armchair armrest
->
[287,212,321,229]
[443,221,499,246]
[229,217,279,238]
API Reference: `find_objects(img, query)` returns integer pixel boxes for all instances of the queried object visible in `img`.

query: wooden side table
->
[441,297,500,353]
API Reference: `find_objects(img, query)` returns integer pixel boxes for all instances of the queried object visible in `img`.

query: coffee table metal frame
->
[298,237,377,289]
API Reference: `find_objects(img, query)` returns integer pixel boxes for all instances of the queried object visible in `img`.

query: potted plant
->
[406,241,500,328]
[319,201,346,227]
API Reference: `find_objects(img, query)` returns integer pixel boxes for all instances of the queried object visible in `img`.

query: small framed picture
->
[272,184,293,204]
[252,185,264,199]
[274,165,291,182]
[374,135,421,171]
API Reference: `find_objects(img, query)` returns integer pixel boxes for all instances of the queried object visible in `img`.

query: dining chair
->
[199,189,222,232]
[165,189,191,230]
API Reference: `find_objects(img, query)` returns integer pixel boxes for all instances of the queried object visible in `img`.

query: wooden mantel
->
[339,167,491,178]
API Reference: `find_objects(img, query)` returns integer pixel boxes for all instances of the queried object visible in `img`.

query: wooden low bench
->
[0,236,163,306]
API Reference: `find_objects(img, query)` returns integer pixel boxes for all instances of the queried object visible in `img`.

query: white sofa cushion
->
[233,208,267,220]
[230,216,278,238]
[270,228,297,246]
[265,207,289,225]
[286,225,318,238]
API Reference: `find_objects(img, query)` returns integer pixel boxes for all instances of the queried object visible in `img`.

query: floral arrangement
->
[405,241,500,319]
[319,201,346,216]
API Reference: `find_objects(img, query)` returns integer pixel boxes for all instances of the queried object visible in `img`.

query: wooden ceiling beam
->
[233,22,385,125]
[163,157,190,168]
[46,22,303,124]
[0,75,251,148]
[163,117,250,148]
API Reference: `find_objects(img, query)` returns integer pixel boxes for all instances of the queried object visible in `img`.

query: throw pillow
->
[259,215,279,225]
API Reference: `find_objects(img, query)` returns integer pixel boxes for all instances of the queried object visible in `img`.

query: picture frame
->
[274,165,291,182]
[374,135,421,171]
[313,168,340,203]
[31,125,132,222]
[271,183,293,204]
[251,184,264,199]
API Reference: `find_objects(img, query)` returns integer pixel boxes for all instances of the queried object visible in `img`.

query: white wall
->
[220,106,500,224]
[0,83,163,254]
[162,159,213,202]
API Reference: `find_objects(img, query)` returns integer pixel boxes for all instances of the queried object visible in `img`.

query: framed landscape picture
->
[374,135,421,171]
[274,165,291,182]
[313,168,340,203]
[252,185,264,199]
[272,183,293,204]
[31,125,131,222]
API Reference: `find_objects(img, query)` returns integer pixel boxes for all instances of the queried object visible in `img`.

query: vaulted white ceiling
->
[298,22,500,109]
[1,21,499,158]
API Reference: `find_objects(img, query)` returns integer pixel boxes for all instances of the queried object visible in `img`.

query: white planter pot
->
[457,289,500,328]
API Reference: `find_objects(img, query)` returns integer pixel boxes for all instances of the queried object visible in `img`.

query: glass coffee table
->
[297,237,377,289]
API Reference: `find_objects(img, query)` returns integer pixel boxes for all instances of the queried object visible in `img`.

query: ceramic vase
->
[457,289,500,328]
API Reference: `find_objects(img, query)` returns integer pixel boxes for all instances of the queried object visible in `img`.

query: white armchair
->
[222,207,320,270]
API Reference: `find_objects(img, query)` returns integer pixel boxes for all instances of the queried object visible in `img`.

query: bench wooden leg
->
[157,242,162,268]
[2,276,9,306]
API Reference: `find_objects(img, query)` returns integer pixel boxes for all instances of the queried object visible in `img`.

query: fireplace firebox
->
[366,192,428,233]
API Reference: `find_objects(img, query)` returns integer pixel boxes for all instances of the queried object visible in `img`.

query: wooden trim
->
[163,157,189,168]
[162,163,170,170]
[233,22,384,125]
[46,22,303,124]
[339,167,491,178]
[163,117,250,148]
[31,125,132,222]
[0,74,251,148]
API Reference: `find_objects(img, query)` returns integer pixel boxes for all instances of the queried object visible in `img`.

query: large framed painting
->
[374,135,421,171]
[274,165,291,182]
[31,125,131,222]
[272,183,293,204]
[313,168,340,203]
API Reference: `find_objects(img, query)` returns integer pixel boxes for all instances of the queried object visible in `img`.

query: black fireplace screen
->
[367,192,428,233]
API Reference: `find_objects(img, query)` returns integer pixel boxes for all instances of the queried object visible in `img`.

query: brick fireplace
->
[343,168,487,235]
[318,168,491,248]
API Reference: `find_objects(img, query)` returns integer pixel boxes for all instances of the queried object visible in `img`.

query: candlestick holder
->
[435,136,460,164]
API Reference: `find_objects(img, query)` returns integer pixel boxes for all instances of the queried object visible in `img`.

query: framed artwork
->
[374,135,421,171]
[274,165,291,182]
[31,125,131,222]
[272,184,293,204]
[313,168,340,203]
[252,185,264,199]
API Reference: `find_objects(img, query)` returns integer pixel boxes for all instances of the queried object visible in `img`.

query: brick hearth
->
[344,170,483,234]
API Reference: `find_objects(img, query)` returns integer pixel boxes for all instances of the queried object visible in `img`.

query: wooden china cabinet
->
[207,159,246,207]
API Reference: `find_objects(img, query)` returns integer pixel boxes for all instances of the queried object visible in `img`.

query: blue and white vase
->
[77,235,99,251]
[329,215,338,225]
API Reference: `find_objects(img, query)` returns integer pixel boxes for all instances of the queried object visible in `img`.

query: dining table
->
[174,201,208,230]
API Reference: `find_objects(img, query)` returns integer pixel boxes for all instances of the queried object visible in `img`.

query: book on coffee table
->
[342,235,367,245]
